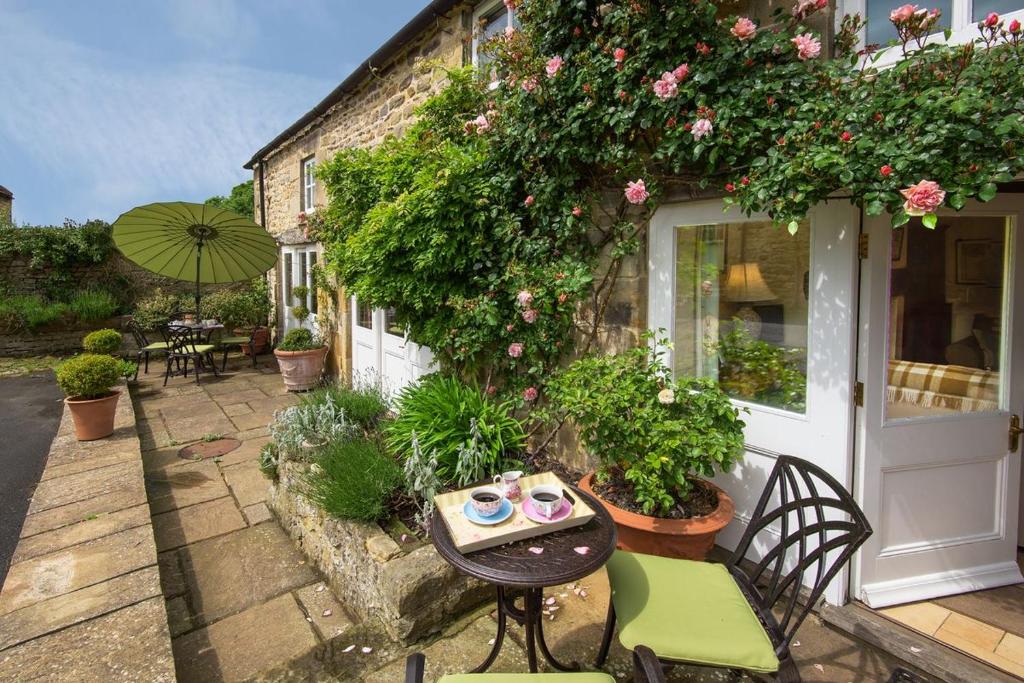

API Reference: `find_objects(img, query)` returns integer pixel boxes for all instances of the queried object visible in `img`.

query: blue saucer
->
[463,497,514,526]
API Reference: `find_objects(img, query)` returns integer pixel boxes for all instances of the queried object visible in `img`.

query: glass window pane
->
[299,253,307,307]
[886,216,1006,419]
[309,252,319,315]
[973,0,1023,19]
[283,253,292,304]
[866,0,951,46]
[385,308,402,336]
[476,5,507,69]
[356,300,373,329]
[674,221,809,413]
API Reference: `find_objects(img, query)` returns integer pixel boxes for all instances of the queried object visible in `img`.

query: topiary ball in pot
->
[82,328,123,355]
[55,353,124,440]
[274,328,327,392]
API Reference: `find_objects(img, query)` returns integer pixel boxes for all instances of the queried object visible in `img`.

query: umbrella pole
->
[195,240,203,319]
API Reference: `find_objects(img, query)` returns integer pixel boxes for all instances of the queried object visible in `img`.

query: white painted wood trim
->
[859,560,1023,608]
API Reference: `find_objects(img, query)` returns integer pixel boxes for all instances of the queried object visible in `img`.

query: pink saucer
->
[522,496,573,524]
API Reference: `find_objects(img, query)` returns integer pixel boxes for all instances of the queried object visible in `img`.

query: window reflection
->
[866,0,951,46]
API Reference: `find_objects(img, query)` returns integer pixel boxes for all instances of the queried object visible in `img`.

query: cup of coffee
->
[469,486,505,517]
[528,484,564,519]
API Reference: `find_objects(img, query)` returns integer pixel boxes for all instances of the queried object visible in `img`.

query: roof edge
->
[244,0,462,170]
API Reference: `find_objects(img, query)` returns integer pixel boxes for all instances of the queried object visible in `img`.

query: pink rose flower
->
[546,55,564,77]
[486,385,497,396]
[521,76,538,92]
[691,118,713,140]
[613,47,627,63]
[522,308,538,323]
[558,293,568,303]
[508,342,524,358]
[504,25,516,39]
[889,4,917,24]
[1009,19,1021,33]
[731,17,757,41]
[503,0,518,9]
[792,0,826,19]
[517,290,533,306]
[653,72,678,100]
[523,386,538,402]
[900,180,946,216]
[672,63,690,82]
[524,195,535,207]
[791,33,821,60]
[465,114,490,134]
[506,323,515,332]
[572,206,583,217]
[625,179,649,204]
[984,12,1000,27]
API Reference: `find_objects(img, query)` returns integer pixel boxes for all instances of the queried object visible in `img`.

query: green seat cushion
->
[177,344,215,353]
[219,336,251,345]
[142,342,169,351]
[607,551,779,673]
[441,674,614,682]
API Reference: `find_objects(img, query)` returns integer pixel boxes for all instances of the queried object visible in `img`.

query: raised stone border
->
[269,461,491,644]
[0,385,177,681]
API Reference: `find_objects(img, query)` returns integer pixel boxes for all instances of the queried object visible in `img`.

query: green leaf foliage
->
[300,380,389,432]
[301,437,403,522]
[204,180,255,220]
[54,353,122,399]
[277,328,320,352]
[82,328,123,355]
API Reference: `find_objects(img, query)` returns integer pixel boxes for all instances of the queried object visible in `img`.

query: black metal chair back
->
[726,455,872,656]
[126,318,150,349]
[166,325,199,355]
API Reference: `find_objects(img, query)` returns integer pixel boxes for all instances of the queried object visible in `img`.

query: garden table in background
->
[170,321,225,344]
[430,485,616,673]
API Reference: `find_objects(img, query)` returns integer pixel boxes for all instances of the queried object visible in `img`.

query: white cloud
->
[0,8,333,223]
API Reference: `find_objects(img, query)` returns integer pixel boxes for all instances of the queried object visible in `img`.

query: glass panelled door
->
[281,245,319,336]
[350,298,435,395]
[854,199,1024,607]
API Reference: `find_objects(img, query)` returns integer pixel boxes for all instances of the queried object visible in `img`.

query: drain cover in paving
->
[178,438,242,460]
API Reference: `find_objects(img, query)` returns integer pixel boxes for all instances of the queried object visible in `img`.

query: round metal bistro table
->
[430,485,616,674]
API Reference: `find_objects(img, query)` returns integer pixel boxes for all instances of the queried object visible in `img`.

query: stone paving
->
[132,356,354,683]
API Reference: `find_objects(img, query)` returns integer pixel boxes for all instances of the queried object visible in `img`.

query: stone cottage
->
[0,185,12,222]
[247,2,1024,675]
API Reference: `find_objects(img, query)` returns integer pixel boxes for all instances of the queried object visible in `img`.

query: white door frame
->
[852,197,1024,607]
[280,244,320,337]
[648,198,860,605]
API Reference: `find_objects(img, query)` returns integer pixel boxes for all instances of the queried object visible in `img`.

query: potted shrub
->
[82,328,123,355]
[274,326,328,392]
[55,353,124,440]
[547,338,746,560]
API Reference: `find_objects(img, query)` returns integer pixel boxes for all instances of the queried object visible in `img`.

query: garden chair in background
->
[216,328,259,372]
[163,324,219,386]
[595,455,872,682]
[406,645,665,683]
[126,318,170,380]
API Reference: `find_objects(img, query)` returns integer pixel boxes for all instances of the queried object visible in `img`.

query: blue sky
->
[0,0,426,225]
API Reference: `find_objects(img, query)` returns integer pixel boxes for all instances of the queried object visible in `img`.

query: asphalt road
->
[0,371,63,586]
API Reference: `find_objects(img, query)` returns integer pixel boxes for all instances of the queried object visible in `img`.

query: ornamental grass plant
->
[302,437,403,522]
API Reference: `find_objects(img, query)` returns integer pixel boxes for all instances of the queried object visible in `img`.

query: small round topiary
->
[277,328,319,352]
[82,328,122,355]
[55,353,123,400]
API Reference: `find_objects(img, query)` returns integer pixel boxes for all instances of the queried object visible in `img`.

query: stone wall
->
[0,196,10,222]
[268,461,490,643]
[0,315,129,357]
[253,3,471,375]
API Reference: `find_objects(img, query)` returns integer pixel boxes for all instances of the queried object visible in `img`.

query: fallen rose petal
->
[322,609,332,617]
[545,597,556,605]
[792,641,800,647]
[559,593,568,598]
[305,617,313,623]
[529,547,544,554]
[549,605,560,611]
[579,590,588,598]
[814,664,824,673]
[362,647,373,654]
[400,534,408,543]
[573,546,591,555]
[488,638,496,645]
[342,645,356,653]
[316,584,326,593]
[550,614,555,620]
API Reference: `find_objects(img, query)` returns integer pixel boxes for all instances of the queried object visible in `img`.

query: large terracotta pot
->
[274,345,328,391]
[579,471,734,561]
[65,391,120,441]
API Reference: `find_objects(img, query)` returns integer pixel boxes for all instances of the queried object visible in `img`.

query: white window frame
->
[472,0,516,71]
[301,156,316,214]
[840,1,1024,67]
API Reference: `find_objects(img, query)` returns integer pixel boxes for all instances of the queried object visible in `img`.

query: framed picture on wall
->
[955,239,1002,286]
[892,226,908,269]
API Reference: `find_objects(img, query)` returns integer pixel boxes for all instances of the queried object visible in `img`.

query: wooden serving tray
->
[434,472,596,554]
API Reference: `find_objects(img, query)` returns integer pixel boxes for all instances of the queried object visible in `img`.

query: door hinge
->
[1011,414,1023,452]
[854,381,864,407]
[858,233,870,259]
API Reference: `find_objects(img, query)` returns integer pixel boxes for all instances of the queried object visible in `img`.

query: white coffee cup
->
[469,486,505,517]
[528,484,564,519]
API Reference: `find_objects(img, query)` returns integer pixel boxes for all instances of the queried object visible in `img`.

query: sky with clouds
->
[0,0,426,225]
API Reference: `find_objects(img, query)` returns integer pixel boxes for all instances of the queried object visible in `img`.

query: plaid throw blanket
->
[887,360,999,412]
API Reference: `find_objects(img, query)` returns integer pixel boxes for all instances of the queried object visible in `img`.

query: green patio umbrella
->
[112,202,278,316]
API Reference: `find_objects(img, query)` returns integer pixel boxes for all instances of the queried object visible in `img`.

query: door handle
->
[1011,414,1023,452]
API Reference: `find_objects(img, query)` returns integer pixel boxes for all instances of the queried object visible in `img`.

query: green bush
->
[68,289,119,321]
[269,400,355,461]
[277,328,320,352]
[546,338,746,517]
[201,279,272,329]
[54,353,122,399]
[82,328,122,355]
[385,374,525,483]
[132,289,191,330]
[302,438,403,521]
[302,380,389,431]
[0,295,68,332]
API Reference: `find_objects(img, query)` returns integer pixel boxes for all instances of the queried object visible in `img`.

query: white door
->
[281,245,320,337]
[854,197,1024,607]
[648,199,860,605]
[350,297,434,395]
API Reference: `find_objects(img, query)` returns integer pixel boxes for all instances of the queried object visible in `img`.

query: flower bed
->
[268,460,490,643]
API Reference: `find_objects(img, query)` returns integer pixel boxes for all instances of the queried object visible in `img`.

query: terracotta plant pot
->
[65,390,120,441]
[274,345,328,392]
[578,471,735,561]
[237,326,270,356]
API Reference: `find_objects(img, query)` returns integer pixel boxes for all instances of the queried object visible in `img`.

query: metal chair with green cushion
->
[126,318,170,379]
[163,325,219,386]
[406,646,664,683]
[595,456,873,682]
[217,329,257,371]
